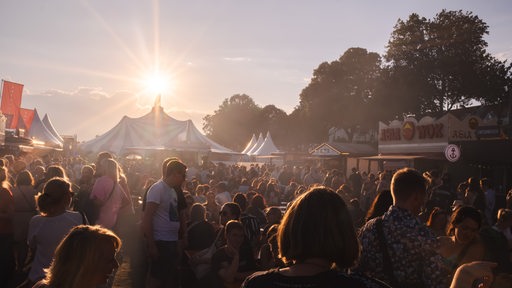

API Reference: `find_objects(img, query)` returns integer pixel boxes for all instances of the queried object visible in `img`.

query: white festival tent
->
[80,105,237,155]
[247,133,264,155]
[252,131,280,156]
[27,109,63,148]
[240,134,257,154]
[42,113,65,143]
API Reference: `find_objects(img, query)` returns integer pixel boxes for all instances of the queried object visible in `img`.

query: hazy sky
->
[1,0,511,141]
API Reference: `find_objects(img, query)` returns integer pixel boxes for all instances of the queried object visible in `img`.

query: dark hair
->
[251,194,266,210]
[233,193,247,211]
[46,165,66,180]
[365,189,393,222]
[426,207,448,227]
[36,177,72,215]
[16,169,34,186]
[222,202,241,220]
[278,187,359,268]
[391,168,428,203]
[447,206,482,235]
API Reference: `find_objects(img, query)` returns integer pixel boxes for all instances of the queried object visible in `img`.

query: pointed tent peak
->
[241,134,257,154]
[253,131,280,156]
[247,133,265,155]
[154,95,161,107]
[42,113,64,143]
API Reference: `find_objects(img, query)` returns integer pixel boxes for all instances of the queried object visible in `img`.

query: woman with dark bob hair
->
[242,186,390,287]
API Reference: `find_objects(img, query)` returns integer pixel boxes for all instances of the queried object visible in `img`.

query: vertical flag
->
[1,80,24,128]
[19,108,35,132]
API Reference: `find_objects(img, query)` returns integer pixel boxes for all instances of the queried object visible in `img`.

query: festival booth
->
[373,109,512,188]
[309,142,377,172]
[80,104,238,164]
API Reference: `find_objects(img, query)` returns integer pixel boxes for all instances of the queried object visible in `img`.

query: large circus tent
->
[80,103,237,156]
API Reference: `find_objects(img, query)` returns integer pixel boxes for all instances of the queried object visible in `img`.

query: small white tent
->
[247,133,264,155]
[27,109,63,148]
[252,131,280,156]
[42,113,64,143]
[241,134,257,154]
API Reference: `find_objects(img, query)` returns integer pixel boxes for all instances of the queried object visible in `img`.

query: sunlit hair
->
[0,166,8,183]
[46,165,66,180]
[233,193,248,211]
[103,158,120,182]
[42,225,121,288]
[225,220,244,236]
[35,177,72,216]
[278,186,359,268]
[426,207,448,227]
[166,160,187,177]
[391,168,428,203]
[16,169,35,187]
[222,202,241,220]
[250,194,266,210]
[447,206,482,236]
[497,208,512,223]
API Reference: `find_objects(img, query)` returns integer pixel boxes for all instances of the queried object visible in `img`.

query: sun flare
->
[142,71,173,96]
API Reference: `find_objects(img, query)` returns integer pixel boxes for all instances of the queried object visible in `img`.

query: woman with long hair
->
[90,158,128,229]
[33,225,121,288]
[438,206,485,271]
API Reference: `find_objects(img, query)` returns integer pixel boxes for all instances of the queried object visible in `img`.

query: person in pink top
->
[90,158,127,230]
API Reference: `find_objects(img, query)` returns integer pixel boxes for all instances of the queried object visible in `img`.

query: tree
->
[384,10,512,115]
[294,47,382,142]
[203,94,261,150]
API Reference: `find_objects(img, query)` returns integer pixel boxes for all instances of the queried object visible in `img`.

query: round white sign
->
[444,144,461,162]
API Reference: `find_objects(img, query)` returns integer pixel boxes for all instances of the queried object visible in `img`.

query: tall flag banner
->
[19,108,35,132]
[1,80,24,128]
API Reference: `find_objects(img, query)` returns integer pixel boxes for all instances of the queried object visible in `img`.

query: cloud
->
[37,86,111,100]
[494,48,512,62]
[223,57,252,62]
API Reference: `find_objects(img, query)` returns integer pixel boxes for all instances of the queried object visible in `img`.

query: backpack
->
[74,181,116,225]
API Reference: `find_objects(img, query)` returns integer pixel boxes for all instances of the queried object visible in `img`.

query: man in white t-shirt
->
[215,181,232,206]
[142,159,187,288]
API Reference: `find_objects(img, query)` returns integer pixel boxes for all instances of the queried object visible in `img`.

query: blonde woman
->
[33,225,121,288]
[90,158,128,230]
[26,178,84,285]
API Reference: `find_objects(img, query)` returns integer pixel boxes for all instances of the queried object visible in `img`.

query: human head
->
[103,159,120,182]
[15,169,34,186]
[225,220,245,249]
[81,165,94,179]
[390,168,428,214]
[278,186,359,268]
[190,203,206,223]
[95,152,114,176]
[46,165,66,180]
[479,178,492,190]
[35,177,73,216]
[426,207,449,233]
[365,189,393,222]
[447,206,482,244]
[233,193,248,211]
[250,194,266,210]
[161,157,179,178]
[215,181,227,193]
[43,225,121,288]
[496,208,512,226]
[265,207,283,225]
[165,160,187,187]
[220,202,241,225]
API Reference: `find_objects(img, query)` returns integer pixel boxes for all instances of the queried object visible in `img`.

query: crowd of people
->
[0,151,511,288]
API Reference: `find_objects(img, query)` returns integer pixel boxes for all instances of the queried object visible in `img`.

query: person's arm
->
[142,202,159,259]
[450,261,496,288]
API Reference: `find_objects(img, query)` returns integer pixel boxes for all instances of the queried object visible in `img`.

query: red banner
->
[1,80,24,128]
[19,108,35,131]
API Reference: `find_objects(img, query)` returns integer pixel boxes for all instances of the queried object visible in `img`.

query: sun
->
[142,71,173,95]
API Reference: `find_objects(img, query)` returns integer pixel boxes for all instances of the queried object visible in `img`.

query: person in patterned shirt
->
[355,168,452,288]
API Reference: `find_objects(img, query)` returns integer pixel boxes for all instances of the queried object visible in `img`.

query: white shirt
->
[146,179,180,241]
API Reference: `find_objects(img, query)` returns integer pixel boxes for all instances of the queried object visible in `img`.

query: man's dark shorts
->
[150,240,178,280]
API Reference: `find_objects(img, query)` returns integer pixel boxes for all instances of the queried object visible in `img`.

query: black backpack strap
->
[375,217,400,288]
